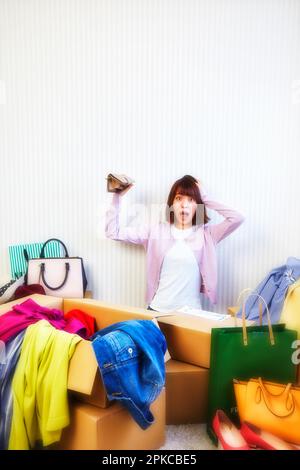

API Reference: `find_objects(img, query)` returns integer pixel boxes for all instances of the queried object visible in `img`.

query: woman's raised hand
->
[119,183,134,196]
[196,179,208,200]
[196,179,203,192]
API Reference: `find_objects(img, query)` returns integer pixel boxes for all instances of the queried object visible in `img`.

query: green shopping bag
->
[207,290,298,444]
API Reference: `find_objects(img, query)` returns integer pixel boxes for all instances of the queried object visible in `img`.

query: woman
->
[105,175,245,313]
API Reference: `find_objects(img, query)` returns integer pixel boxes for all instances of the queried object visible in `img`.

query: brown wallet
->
[106,173,135,193]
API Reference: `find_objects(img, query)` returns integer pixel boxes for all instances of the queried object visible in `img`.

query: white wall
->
[0,0,299,312]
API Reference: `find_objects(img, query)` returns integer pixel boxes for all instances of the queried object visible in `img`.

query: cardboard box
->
[0,292,92,315]
[56,388,166,450]
[0,295,169,404]
[64,298,153,401]
[67,313,171,407]
[0,293,63,315]
[67,339,100,394]
[64,298,155,329]
[157,313,249,369]
[0,295,249,397]
[70,370,111,409]
[66,299,249,384]
[165,359,209,424]
[64,299,169,400]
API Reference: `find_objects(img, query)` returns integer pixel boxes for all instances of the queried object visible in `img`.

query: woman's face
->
[172,193,197,227]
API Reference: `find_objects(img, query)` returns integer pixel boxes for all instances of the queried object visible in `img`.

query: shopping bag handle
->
[235,288,275,346]
[235,288,258,324]
[255,377,295,418]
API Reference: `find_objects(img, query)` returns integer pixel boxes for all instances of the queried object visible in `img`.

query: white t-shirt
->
[149,224,203,313]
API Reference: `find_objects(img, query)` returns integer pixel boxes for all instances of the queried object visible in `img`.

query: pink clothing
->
[105,187,245,305]
[0,298,94,343]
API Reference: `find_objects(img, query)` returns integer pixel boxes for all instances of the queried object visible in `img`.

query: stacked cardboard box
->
[165,360,209,424]
[57,390,166,450]
[0,294,250,449]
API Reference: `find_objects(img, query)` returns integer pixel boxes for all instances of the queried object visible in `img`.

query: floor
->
[159,424,300,451]
[159,424,216,451]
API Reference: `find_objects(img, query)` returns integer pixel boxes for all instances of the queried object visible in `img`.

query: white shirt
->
[149,224,203,313]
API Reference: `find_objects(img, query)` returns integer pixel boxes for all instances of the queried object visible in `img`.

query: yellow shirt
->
[280,278,300,338]
[9,319,81,450]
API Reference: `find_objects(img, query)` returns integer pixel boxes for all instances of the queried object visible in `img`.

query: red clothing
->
[64,309,96,338]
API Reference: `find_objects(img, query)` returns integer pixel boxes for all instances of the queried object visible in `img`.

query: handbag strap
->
[40,262,70,290]
[255,377,295,418]
[235,287,253,327]
[40,238,69,259]
[235,288,275,346]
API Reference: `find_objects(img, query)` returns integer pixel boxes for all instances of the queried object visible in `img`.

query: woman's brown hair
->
[166,175,210,226]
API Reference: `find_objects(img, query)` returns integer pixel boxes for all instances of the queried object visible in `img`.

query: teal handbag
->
[207,290,298,444]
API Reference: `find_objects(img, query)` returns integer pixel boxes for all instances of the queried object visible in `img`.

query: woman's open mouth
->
[181,211,189,217]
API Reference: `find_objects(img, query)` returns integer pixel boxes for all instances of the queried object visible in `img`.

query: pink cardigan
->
[105,188,245,306]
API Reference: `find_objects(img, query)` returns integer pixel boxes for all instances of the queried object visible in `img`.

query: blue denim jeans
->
[91,320,167,429]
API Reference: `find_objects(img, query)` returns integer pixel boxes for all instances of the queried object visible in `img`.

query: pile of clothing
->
[0,298,96,450]
[236,257,300,324]
[0,298,168,450]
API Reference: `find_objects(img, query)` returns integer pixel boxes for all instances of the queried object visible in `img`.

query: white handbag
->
[25,238,88,298]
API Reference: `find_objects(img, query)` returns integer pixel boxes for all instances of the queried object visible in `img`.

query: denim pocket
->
[116,343,139,362]
[110,331,140,363]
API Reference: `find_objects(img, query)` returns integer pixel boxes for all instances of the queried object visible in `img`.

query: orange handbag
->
[234,377,300,444]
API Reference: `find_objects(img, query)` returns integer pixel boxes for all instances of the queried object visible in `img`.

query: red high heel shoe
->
[212,410,250,450]
[240,422,299,451]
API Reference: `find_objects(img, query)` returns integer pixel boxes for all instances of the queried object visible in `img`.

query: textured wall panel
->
[0,0,299,312]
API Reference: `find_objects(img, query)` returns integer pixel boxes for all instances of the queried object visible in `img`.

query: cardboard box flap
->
[65,300,169,395]
[157,312,246,332]
[0,294,63,316]
[63,298,154,330]
[156,312,253,368]
[68,340,99,395]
